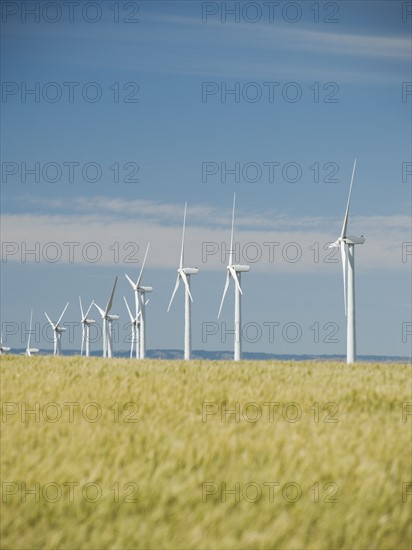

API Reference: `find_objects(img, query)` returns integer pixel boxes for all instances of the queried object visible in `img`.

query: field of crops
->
[1,355,411,549]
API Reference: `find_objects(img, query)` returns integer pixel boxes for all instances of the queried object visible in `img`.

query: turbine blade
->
[341,158,356,239]
[85,300,94,319]
[79,296,84,319]
[179,202,187,269]
[181,271,193,302]
[229,266,243,295]
[137,243,150,287]
[218,271,231,319]
[123,296,133,322]
[167,274,181,312]
[57,302,69,327]
[44,312,54,328]
[105,276,118,314]
[94,303,105,317]
[125,273,136,289]
[229,193,236,265]
[341,242,348,316]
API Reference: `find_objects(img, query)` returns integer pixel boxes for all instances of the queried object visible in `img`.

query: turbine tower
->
[167,202,199,360]
[124,296,141,358]
[329,159,365,364]
[79,297,95,357]
[25,309,39,356]
[125,243,152,359]
[218,193,250,361]
[45,303,69,356]
[94,277,119,358]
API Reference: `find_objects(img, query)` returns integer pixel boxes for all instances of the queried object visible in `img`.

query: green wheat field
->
[1,355,411,549]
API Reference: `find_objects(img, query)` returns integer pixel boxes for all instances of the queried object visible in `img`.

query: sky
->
[1,0,411,358]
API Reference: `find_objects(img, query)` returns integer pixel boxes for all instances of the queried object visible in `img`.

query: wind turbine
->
[167,202,199,360]
[94,277,119,358]
[0,328,11,354]
[329,159,365,364]
[25,309,39,356]
[217,193,250,361]
[45,303,69,356]
[123,296,141,358]
[125,243,152,359]
[79,297,95,357]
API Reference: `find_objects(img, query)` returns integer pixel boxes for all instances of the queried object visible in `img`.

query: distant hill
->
[4,349,410,363]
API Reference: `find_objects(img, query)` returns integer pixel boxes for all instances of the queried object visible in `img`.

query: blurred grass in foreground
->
[1,355,411,549]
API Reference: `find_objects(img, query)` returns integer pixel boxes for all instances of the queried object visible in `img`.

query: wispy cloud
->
[4,14,408,83]
[2,197,409,272]
[154,15,411,59]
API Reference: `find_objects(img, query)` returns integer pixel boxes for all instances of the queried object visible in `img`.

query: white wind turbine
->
[25,309,39,356]
[125,243,152,359]
[167,202,199,360]
[45,303,69,356]
[79,297,95,357]
[123,296,141,358]
[329,159,365,364]
[217,193,250,361]
[94,277,119,358]
[0,327,11,354]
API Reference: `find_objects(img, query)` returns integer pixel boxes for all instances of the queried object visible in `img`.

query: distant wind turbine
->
[329,159,365,364]
[218,193,250,361]
[0,328,11,355]
[94,277,119,358]
[25,309,39,356]
[79,297,95,357]
[123,296,141,358]
[45,303,69,356]
[125,243,152,359]
[167,202,199,360]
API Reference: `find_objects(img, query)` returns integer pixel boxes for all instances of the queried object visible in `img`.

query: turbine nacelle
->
[230,264,250,273]
[345,236,365,245]
[140,286,153,293]
[329,236,365,248]
[180,267,199,275]
[107,314,119,321]
[84,318,96,324]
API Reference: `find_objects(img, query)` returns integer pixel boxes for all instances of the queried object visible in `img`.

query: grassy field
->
[1,355,411,550]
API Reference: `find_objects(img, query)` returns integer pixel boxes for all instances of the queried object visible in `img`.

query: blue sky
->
[1,0,411,357]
